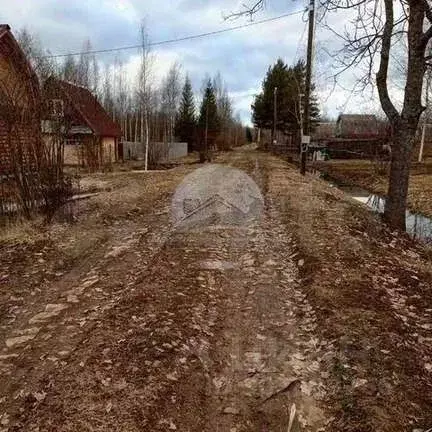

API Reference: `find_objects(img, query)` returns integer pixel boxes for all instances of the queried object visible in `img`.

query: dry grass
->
[270,156,432,432]
[0,218,46,245]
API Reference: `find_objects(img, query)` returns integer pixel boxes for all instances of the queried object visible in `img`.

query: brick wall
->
[0,116,41,176]
[0,119,10,175]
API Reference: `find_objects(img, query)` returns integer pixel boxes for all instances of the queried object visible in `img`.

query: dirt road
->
[1,147,431,431]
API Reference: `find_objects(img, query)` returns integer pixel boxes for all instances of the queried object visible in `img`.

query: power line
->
[40,9,305,59]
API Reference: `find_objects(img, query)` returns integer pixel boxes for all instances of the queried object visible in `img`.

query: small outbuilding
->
[42,77,122,168]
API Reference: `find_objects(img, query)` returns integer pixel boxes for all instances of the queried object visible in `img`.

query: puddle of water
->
[310,170,432,244]
[337,184,432,244]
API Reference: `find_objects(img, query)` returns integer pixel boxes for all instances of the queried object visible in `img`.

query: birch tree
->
[90,48,100,95]
[16,28,58,83]
[102,63,114,117]
[161,62,182,143]
[137,21,154,170]
[77,39,91,88]
[62,54,78,83]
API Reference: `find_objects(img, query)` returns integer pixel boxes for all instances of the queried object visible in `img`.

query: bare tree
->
[137,21,155,171]
[90,48,100,96]
[76,39,92,88]
[321,0,432,230]
[228,0,432,231]
[16,27,59,83]
[116,58,128,140]
[161,62,182,143]
[213,72,234,150]
[62,54,78,83]
[101,64,113,116]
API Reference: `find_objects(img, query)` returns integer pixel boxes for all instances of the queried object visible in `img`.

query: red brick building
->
[0,24,41,176]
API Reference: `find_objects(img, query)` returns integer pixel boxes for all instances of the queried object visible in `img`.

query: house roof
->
[47,78,121,137]
[337,114,377,123]
[313,122,335,138]
[0,24,40,105]
[0,24,10,38]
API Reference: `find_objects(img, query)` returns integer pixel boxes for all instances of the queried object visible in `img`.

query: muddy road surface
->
[1,147,431,431]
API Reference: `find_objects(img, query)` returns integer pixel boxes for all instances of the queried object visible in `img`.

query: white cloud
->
[2,0,410,124]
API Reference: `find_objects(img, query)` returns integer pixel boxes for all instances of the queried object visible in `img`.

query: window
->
[65,138,82,146]
[49,99,64,118]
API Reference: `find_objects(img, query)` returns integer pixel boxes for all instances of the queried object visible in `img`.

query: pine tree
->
[175,75,197,150]
[198,79,219,161]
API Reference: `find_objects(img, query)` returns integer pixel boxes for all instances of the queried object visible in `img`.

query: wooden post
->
[272,86,278,149]
[301,0,316,175]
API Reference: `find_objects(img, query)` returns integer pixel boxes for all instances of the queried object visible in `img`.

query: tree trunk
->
[144,108,149,171]
[379,0,426,231]
[134,112,138,143]
[383,124,415,230]
[128,114,132,142]
[140,110,145,159]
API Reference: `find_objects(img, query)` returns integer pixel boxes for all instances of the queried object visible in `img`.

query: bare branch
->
[376,0,400,122]
[223,0,265,21]
[422,0,432,24]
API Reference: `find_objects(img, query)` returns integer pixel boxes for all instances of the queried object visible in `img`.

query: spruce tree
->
[175,75,197,150]
[251,58,320,135]
[246,126,253,143]
[198,79,219,161]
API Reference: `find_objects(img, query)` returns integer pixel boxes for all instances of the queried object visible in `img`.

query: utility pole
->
[205,103,209,161]
[298,92,304,153]
[272,86,278,149]
[300,0,316,175]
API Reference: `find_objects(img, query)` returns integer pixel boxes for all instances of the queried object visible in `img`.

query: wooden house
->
[312,122,336,140]
[42,77,122,168]
[0,24,41,176]
[336,114,379,139]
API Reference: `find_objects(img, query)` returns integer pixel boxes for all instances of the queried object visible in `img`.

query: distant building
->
[336,114,379,139]
[42,77,122,168]
[312,122,336,140]
[0,24,41,175]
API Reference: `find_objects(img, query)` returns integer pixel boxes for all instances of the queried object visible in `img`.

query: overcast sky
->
[1,0,392,124]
